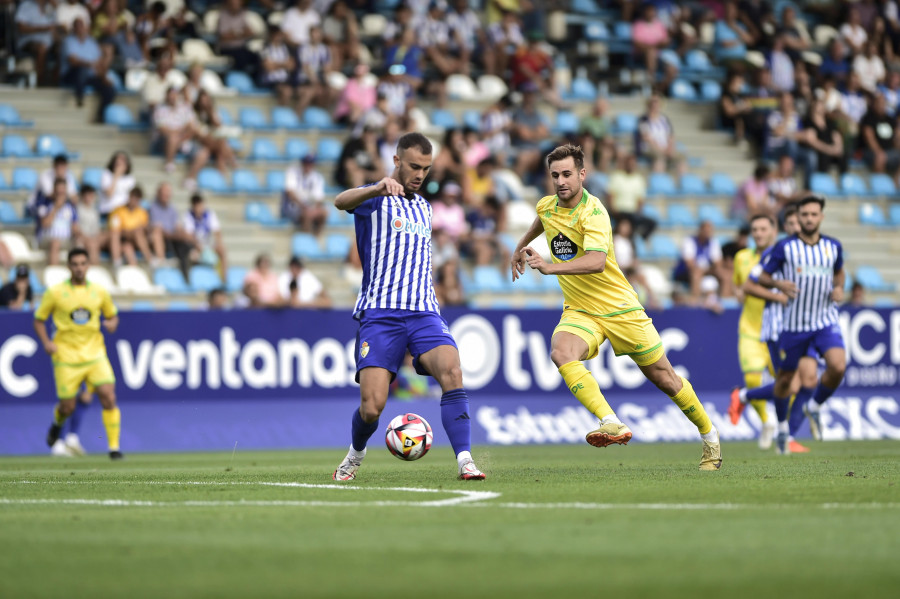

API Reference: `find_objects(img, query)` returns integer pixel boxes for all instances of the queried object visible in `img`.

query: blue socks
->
[773,394,790,423]
[440,388,471,456]
[350,408,379,452]
[746,383,775,401]
[64,397,88,436]
[814,383,837,405]
[788,387,815,436]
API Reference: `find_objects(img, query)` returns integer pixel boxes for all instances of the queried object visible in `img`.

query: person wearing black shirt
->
[0,264,33,309]
[860,93,900,177]
[799,98,844,186]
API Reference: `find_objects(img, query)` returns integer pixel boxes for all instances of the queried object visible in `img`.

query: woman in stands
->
[193,90,238,174]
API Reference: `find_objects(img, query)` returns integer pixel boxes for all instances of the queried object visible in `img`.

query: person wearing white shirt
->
[281,0,321,47]
[839,8,867,55]
[140,51,184,115]
[182,193,227,273]
[56,0,91,32]
[99,151,136,214]
[852,42,886,93]
[282,154,327,235]
[28,154,79,216]
[278,255,331,307]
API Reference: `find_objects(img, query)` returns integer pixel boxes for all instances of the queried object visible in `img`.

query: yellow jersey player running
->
[510,144,722,470]
[731,214,779,449]
[35,248,124,460]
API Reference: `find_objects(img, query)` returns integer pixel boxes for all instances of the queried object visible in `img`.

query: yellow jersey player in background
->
[731,214,779,449]
[34,248,124,460]
[510,144,722,470]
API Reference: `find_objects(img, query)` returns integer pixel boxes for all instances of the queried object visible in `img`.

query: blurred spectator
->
[295,25,335,115]
[92,0,128,44]
[150,182,192,278]
[486,8,524,77]
[282,154,327,235]
[769,155,803,211]
[606,154,655,240]
[819,39,849,86]
[377,65,416,117]
[721,224,749,269]
[278,256,331,308]
[207,287,229,310]
[447,0,491,77]
[353,92,391,137]
[846,281,866,308]
[793,66,813,116]
[0,265,33,310]
[74,184,104,265]
[632,3,670,86]
[510,84,550,182]
[465,156,501,207]
[778,5,810,59]
[768,34,794,93]
[37,178,80,265]
[216,0,259,73]
[434,260,465,306]
[140,50,181,116]
[720,72,752,145]
[878,70,900,116]
[334,63,375,125]
[378,120,402,178]
[28,154,78,218]
[335,126,383,189]
[432,128,468,184]
[714,0,755,63]
[193,90,238,174]
[860,93,900,182]
[743,67,778,150]
[99,150,135,215]
[853,41,886,93]
[579,97,616,173]
[57,0,90,33]
[108,186,164,268]
[613,218,660,309]
[182,193,227,275]
[431,181,468,243]
[322,0,360,67]
[153,86,210,188]
[840,7,867,56]
[799,98,844,184]
[282,0,321,48]
[673,220,729,306]
[835,71,869,165]
[419,1,466,91]
[14,0,58,86]
[258,26,295,105]
[243,253,284,307]
[509,29,564,109]
[765,91,802,161]
[636,94,681,173]
[114,15,147,68]
[342,241,363,290]
[732,163,774,222]
[463,195,506,266]
[182,63,206,104]
[462,127,490,169]
[383,28,424,91]
[481,94,513,165]
[60,17,116,122]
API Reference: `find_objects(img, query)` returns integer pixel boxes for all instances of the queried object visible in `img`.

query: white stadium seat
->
[87,266,119,293]
[42,265,69,288]
[117,266,164,295]
[0,231,43,263]
[477,75,508,101]
[446,74,479,100]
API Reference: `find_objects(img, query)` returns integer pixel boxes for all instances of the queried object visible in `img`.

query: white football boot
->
[458,458,486,480]
[332,449,365,482]
[65,433,87,456]
[51,439,75,457]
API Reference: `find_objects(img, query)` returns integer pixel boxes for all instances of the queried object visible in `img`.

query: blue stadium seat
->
[189,265,222,292]
[232,169,265,194]
[664,203,697,227]
[709,172,737,196]
[614,113,638,135]
[840,173,868,196]
[572,0,600,14]
[81,167,103,188]
[858,203,888,227]
[889,204,900,225]
[613,21,632,40]
[670,79,697,101]
[701,80,722,101]
[129,301,155,311]
[225,266,248,293]
[104,104,147,131]
[471,265,506,293]
[809,173,839,195]
[685,49,712,71]
[640,203,663,223]
[462,109,481,130]
[167,301,193,310]
[583,21,610,41]
[266,170,286,192]
[35,134,68,157]
[225,71,267,95]
[554,110,580,135]
[648,234,680,260]
[0,172,8,190]
[324,233,351,259]
[316,138,342,162]
[680,173,707,195]
[291,232,327,260]
[197,168,230,193]
[2,134,34,158]
[0,200,28,224]
[249,138,282,162]
[326,205,353,226]
[659,49,681,68]
[227,138,244,153]
[302,106,338,130]
[567,78,597,101]
[153,267,190,294]
[12,167,37,190]
[648,173,677,196]
[0,104,33,128]
[217,106,234,125]
[856,266,896,292]
[698,204,737,228]
[244,201,288,227]
[284,138,311,161]
[271,106,302,130]
[868,173,897,196]
[430,109,458,129]
[239,107,271,130]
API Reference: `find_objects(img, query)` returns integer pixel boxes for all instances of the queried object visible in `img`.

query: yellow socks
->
[102,407,121,451]
[744,372,769,423]
[53,405,68,426]
[669,376,712,435]
[559,361,614,419]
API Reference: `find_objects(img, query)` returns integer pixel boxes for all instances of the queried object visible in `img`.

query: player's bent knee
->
[549,348,576,368]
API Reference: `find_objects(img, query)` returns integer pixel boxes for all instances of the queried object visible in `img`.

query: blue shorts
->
[766,340,817,372]
[775,324,845,372]
[354,309,457,383]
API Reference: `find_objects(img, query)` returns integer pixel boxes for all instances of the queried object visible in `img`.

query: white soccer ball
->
[385,413,433,461]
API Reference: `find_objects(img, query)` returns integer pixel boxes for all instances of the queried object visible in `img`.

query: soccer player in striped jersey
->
[729,205,819,453]
[756,195,846,454]
[511,144,722,470]
[331,132,485,482]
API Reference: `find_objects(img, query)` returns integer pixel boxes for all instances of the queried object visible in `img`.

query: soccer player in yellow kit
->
[731,214,779,449]
[510,144,722,470]
[34,248,123,460]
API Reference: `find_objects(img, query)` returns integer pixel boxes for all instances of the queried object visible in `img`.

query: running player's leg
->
[787,355,818,449]
[772,331,814,454]
[805,338,847,441]
[63,385,92,456]
[47,364,81,450]
[87,358,120,459]
[730,339,780,424]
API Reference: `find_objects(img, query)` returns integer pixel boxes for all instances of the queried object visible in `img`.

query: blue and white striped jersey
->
[350,189,440,318]
[749,246,783,342]
[760,234,843,333]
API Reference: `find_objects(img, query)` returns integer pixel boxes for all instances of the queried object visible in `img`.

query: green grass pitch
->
[1,441,899,599]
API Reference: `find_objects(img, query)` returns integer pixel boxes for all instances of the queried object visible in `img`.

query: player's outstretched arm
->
[334,177,404,211]
[743,279,787,304]
[524,248,607,276]
[757,271,797,298]
[511,216,545,281]
[102,314,120,334]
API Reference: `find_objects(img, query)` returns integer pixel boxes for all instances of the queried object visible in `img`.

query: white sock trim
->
[700,427,718,443]
[739,388,748,403]
[348,445,366,460]
[806,398,821,413]
[456,450,472,467]
[601,414,623,425]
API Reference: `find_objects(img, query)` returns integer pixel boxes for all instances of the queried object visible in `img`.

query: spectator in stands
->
[606,154,656,240]
[0,265,33,310]
[834,71,868,166]
[282,154,327,235]
[342,241,363,291]
[377,65,416,117]
[778,4,811,59]
[182,193,227,275]
[431,181,468,244]
[840,6,867,56]
[92,0,128,45]
[108,186,164,268]
[486,8,524,77]
[150,182,192,278]
[258,26,296,105]
[799,97,844,184]
[418,1,465,100]
[769,154,804,212]
[216,0,259,73]
[140,50,181,117]
[98,150,135,215]
[673,220,728,306]
[153,86,210,188]
[509,29,564,110]
[636,93,681,173]
[322,0,359,68]
[29,154,78,217]
[383,28,424,92]
[819,39,850,86]
[860,93,900,182]
[182,63,206,105]
[74,184,104,264]
[56,0,90,33]
[114,16,147,68]
[14,0,58,86]
[743,67,778,150]
[846,281,866,308]
[432,128,468,184]
[333,62,376,126]
[295,25,335,116]
[193,90,238,174]
[335,125,383,189]
[510,83,550,183]
[243,253,284,308]
[853,41,887,93]
[714,0,755,63]
[37,178,80,265]
[793,65,814,116]
[579,97,616,174]
[765,91,803,161]
[463,195,506,266]
[768,33,795,93]
[481,94,513,166]
[879,70,900,116]
[613,218,660,310]
[134,2,173,59]
[353,91,391,137]
[465,156,500,207]
[732,163,774,222]
[282,0,321,48]
[207,287,229,310]
[278,256,331,308]
[720,71,752,145]
[60,17,116,122]
[632,3,670,86]
[433,228,465,307]
[447,0,492,77]
[378,119,403,178]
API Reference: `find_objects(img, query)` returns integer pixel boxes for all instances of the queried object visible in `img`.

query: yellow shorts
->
[52,357,115,400]
[738,335,774,376]
[554,308,664,366]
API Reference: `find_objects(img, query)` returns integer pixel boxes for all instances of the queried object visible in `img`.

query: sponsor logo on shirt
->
[551,232,578,261]
[70,307,90,325]
[390,215,431,238]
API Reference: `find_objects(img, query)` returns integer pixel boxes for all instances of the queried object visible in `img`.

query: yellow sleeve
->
[582,205,612,254]
[34,287,54,321]
[101,287,118,319]
[733,250,747,287]
[108,208,122,231]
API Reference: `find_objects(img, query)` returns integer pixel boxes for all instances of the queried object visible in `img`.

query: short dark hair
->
[190,193,204,205]
[53,177,67,189]
[67,248,89,263]
[130,185,144,199]
[783,203,799,220]
[753,164,769,179]
[397,132,432,156]
[797,194,826,209]
[81,184,96,195]
[53,154,68,166]
[546,144,585,170]
[749,214,775,226]
[106,151,132,175]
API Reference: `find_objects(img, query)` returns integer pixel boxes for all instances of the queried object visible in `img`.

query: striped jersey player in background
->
[756,195,847,454]
[331,132,485,482]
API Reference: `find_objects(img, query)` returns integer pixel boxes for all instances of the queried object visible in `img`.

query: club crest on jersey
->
[70,307,91,325]
[360,341,370,358]
[551,232,578,261]
[390,215,431,238]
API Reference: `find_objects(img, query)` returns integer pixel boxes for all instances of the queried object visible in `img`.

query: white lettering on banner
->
[452,315,500,389]
[117,340,152,389]
[239,339,277,389]
[187,340,220,389]
[221,327,242,389]
[891,311,900,364]
[528,332,560,390]
[846,310,886,365]
[866,397,900,440]
[845,365,898,387]
[502,316,531,390]
[278,339,310,387]
[0,335,38,397]
[151,340,186,390]
[310,339,346,388]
